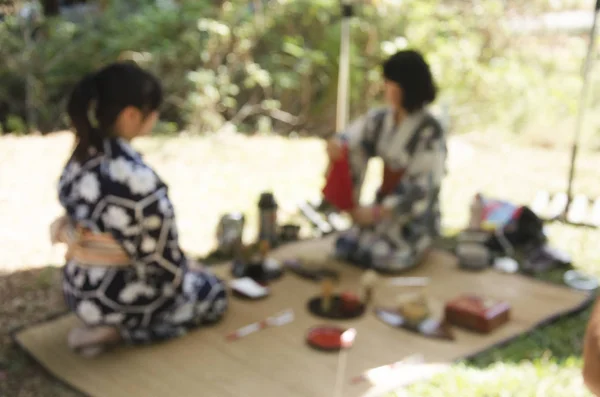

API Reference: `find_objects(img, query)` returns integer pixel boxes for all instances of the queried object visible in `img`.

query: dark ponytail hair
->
[67,62,163,162]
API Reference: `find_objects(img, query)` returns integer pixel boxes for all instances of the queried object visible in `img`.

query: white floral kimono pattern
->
[58,138,227,344]
[334,107,446,273]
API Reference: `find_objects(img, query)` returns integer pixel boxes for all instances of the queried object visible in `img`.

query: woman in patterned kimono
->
[50,63,228,356]
[326,50,446,273]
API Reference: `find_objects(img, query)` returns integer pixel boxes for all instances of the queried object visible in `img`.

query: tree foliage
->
[0,0,594,137]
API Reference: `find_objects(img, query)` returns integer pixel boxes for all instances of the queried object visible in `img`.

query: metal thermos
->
[216,212,245,257]
[258,192,278,246]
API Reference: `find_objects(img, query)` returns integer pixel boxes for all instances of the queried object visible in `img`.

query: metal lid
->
[258,192,277,208]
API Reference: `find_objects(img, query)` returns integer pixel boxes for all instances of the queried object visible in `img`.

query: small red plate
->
[306,325,346,352]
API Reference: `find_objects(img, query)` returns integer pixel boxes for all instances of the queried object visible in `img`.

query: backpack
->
[477,196,546,253]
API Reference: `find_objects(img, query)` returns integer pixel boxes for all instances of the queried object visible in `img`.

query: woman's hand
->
[326,138,344,161]
[187,258,206,272]
[350,207,372,226]
[50,215,69,244]
[350,206,392,227]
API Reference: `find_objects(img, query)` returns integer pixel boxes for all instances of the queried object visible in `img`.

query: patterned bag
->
[457,195,546,270]
[478,196,546,252]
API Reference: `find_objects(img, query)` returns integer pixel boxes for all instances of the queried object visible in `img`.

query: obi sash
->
[51,216,131,268]
[379,164,405,198]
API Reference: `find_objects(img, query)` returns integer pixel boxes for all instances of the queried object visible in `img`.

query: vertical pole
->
[336,1,353,132]
[23,11,36,133]
[564,0,599,218]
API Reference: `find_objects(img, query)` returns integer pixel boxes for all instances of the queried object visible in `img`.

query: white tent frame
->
[336,0,354,132]
[563,0,600,220]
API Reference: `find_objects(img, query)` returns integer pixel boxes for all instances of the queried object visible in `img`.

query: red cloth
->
[322,144,355,211]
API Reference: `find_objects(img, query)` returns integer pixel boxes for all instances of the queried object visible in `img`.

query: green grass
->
[404,358,589,397]
[1,131,599,396]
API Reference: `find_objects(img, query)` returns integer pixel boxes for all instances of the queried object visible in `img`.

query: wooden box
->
[444,295,510,334]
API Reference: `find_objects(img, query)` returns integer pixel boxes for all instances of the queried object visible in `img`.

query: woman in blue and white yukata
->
[51,63,228,356]
[326,50,447,273]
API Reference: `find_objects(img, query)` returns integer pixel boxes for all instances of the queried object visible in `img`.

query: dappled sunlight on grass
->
[401,357,591,397]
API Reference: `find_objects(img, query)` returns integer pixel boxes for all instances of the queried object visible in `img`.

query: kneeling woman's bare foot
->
[68,326,121,358]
